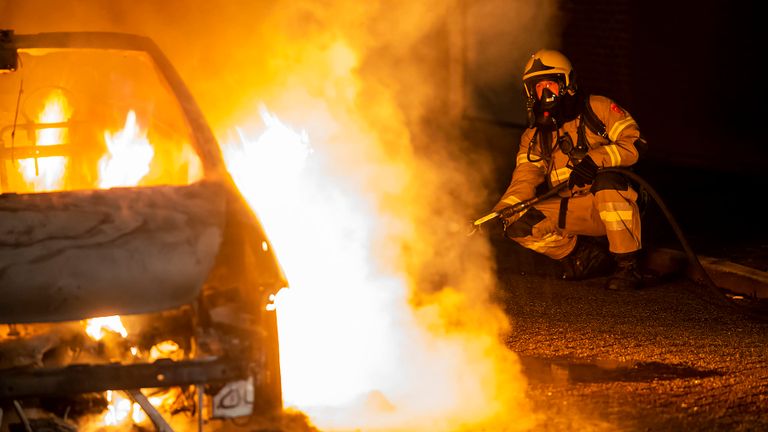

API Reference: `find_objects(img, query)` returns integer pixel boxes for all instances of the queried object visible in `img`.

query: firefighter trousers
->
[505,176,642,260]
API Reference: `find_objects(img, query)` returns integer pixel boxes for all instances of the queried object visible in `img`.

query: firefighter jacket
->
[493,95,642,213]
[492,94,644,258]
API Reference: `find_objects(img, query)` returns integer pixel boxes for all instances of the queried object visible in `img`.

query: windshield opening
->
[0,48,202,194]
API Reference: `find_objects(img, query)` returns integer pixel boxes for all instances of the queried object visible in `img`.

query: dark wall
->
[558,0,768,247]
[562,0,767,172]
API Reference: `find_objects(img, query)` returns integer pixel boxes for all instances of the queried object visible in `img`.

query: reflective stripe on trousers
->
[508,186,641,259]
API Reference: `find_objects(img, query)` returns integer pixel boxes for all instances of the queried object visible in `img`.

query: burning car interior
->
[0,30,287,431]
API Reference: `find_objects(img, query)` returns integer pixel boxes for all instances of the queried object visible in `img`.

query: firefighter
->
[493,49,645,290]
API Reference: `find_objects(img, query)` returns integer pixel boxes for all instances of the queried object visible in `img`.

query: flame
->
[9,93,195,193]
[18,89,70,191]
[103,390,133,426]
[98,110,154,188]
[222,102,531,431]
[84,315,128,341]
[224,105,312,214]
[223,109,395,412]
[80,316,188,428]
[149,340,182,361]
[131,402,147,424]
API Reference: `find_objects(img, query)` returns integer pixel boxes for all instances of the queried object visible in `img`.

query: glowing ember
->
[98,110,154,188]
[149,340,182,361]
[131,402,147,424]
[84,315,128,341]
[79,318,188,428]
[18,89,70,191]
[103,390,132,426]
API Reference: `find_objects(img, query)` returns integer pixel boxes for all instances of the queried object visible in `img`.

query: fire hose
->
[470,167,730,305]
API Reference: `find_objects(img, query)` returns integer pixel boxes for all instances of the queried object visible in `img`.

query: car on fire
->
[0,30,286,430]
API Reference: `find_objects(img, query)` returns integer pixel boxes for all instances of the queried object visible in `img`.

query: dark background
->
[563,0,765,171]
[461,0,767,261]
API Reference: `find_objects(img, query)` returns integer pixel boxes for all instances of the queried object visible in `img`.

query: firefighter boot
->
[606,251,642,291]
[559,236,615,281]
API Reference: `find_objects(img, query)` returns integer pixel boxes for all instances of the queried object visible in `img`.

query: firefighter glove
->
[500,208,521,227]
[498,203,527,233]
[568,155,598,189]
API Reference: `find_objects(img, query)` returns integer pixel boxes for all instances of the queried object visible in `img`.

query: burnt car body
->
[0,30,286,430]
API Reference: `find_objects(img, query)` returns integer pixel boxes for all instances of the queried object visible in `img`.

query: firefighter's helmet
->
[522,49,577,100]
[523,49,579,128]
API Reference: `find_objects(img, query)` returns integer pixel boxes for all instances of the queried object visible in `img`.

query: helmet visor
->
[524,74,565,99]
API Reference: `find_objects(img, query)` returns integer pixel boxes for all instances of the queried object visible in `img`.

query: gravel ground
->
[495,267,768,432]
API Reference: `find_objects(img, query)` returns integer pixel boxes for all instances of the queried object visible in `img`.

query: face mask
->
[539,87,559,111]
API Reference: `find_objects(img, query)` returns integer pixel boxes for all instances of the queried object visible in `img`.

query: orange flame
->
[84,315,128,341]
[18,89,70,191]
[103,390,133,426]
[98,110,154,188]
[80,316,187,428]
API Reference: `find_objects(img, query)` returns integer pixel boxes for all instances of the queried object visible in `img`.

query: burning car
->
[0,30,286,430]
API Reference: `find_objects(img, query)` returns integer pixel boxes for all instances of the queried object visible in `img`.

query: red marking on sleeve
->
[610,103,625,115]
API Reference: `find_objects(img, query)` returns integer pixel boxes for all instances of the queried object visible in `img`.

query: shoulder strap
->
[575,95,607,156]
[581,95,608,139]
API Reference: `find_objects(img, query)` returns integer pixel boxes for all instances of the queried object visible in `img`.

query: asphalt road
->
[494,251,768,432]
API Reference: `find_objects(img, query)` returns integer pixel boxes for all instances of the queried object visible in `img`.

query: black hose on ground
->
[602,167,731,305]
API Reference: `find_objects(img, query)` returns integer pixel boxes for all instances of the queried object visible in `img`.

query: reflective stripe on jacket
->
[493,95,641,213]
